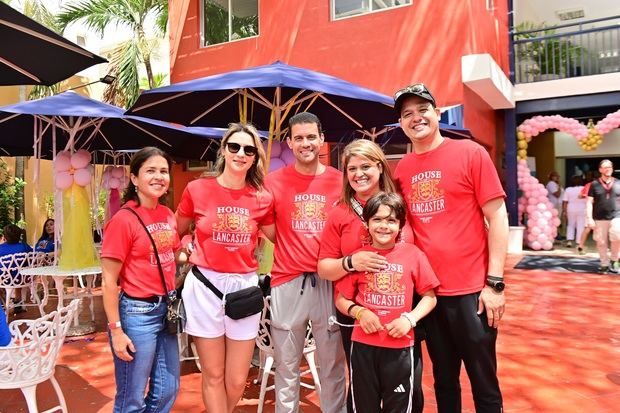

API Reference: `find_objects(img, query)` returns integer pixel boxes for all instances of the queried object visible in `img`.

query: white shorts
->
[182,266,261,341]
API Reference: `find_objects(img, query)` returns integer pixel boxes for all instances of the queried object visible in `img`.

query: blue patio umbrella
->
[0,2,106,86]
[126,61,396,134]
[0,91,219,160]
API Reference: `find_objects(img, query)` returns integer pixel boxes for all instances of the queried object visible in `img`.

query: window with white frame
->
[202,0,259,47]
[331,0,411,20]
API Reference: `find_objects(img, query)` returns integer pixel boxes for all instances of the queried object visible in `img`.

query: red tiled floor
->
[2,252,620,412]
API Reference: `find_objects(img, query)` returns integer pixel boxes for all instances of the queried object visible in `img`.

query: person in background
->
[577,178,594,255]
[546,171,564,240]
[34,218,54,253]
[562,176,586,249]
[0,224,33,314]
[586,159,620,274]
[0,307,10,346]
[335,192,438,413]
[101,147,181,413]
[176,123,274,413]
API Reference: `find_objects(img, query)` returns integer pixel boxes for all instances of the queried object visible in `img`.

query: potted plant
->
[514,22,584,80]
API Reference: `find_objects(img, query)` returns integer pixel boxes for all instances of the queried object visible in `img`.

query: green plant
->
[515,21,584,77]
[0,159,26,232]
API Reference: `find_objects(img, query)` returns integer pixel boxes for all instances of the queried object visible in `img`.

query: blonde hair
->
[340,139,396,210]
[213,122,267,190]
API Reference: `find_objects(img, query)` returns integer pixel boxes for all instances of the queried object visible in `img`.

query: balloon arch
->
[516,109,620,250]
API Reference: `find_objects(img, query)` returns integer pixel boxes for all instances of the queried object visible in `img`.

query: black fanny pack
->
[192,266,264,320]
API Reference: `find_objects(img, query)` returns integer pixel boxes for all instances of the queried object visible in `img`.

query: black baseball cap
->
[393,83,436,115]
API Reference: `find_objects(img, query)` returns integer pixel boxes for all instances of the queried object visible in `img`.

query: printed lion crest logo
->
[292,201,327,220]
[409,179,443,202]
[213,213,251,232]
[366,272,406,294]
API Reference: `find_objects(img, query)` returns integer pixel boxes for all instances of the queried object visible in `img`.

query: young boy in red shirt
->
[335,192,439,413]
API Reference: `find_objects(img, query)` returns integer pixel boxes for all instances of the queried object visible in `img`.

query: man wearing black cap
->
[392,84,508,413]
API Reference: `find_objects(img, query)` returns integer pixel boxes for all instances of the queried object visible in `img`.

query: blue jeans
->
[110,294,180,413]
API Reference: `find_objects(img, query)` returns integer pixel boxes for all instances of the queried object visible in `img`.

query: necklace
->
[599,177,615,199]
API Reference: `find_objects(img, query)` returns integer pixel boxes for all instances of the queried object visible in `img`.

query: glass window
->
[202,0,259,47]
[332,0,411,20]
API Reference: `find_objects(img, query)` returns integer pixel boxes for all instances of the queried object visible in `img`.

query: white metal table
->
[21,265,101,336]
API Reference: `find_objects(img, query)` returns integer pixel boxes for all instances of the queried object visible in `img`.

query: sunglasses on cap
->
[393,83,436,113]
[226,142,257,157]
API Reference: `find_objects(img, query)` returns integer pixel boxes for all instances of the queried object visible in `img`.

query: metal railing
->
[513,15,620,83]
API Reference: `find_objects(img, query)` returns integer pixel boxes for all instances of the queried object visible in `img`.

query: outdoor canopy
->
[0,2,106,86]
[0,91,220,160]
[126,61,397,134]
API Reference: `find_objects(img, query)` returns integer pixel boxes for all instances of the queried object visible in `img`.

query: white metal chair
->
[0,252,50,320]
[254,296,321,413]
[0,299,79,413]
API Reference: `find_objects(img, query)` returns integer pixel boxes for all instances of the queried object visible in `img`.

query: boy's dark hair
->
[3,224,23,244]
[362,192,407,229]
[288,112,322,134]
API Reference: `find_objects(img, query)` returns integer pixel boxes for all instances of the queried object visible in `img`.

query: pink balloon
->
[108,177,121,189]
[111,166,125,178]
[542,241,553,250]
[55,151,71,172]
[530,211,542,220]
[537,218,548,227]
[530,226,542,236]
[537,233,548,244]
[55,171,73,190]
[527,233,537,243]
[526,205,536,214]
[537,203,546,211]
[268,157,286,173]
[104,165,114,173]
[528,197,538,205]
[531,190,540,198]
[553,217,561,227]
[74,168,92,186]
[530,241,542,250]
[71,149,91,169]
[543,211,552,220]
[280,148,296,165]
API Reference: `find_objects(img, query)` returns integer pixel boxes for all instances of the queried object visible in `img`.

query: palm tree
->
[57,0,168,107]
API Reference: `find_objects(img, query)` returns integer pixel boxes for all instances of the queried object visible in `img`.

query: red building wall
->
[169,0,509,161]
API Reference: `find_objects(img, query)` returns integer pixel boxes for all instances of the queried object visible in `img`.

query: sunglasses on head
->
[226,142,257,157]
[393,83,429,101]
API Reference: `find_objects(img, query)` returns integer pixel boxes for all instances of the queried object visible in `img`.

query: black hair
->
[288,112,322,134]
[39,218,54,241]
[362,192,407,229]
[3,224,23,244]
[122,147,173,205]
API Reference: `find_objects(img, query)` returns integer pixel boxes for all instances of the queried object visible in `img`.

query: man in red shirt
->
[265,112,347,413]
[392,84,508,413]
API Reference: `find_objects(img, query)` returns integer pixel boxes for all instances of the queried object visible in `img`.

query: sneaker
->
[577,247,585,255]
[598,265,609,274]
[566,241,573,248]
[611,261,620,274]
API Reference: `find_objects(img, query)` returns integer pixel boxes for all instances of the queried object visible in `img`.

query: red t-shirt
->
[101,200,180,297]
[337,243,439,349]
[176,178,274,273]
[319,199,415,295]
[265,165,342,287]
[580,182,592,198]
[394,139,505,296]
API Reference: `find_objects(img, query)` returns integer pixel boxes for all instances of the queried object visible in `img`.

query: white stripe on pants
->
[593,219,620,266]
[270,275,347,413]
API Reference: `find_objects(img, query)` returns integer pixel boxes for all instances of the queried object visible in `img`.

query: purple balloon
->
[280,147,296,165]
[268,157,286,172]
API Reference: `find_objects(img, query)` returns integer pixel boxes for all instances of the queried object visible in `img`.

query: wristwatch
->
[486,277,505,293]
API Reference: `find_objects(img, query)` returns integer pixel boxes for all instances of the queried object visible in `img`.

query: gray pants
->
[271,273,347,413]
